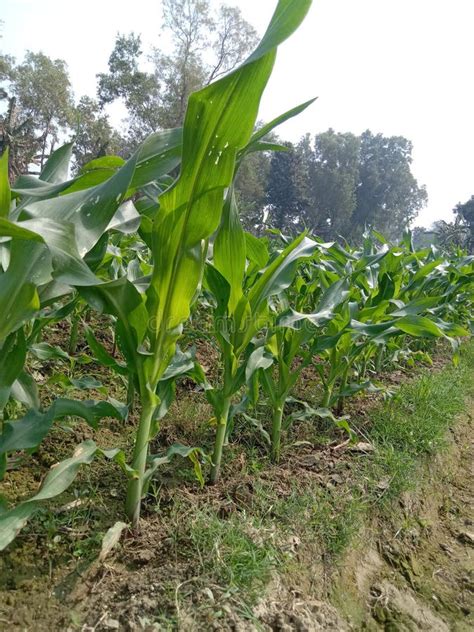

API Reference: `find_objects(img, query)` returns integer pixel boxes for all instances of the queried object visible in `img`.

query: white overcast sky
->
[2,0,473,226]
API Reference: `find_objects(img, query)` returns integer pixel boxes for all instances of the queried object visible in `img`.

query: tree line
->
[0,1,472,246]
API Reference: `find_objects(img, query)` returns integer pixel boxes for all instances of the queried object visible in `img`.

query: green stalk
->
[375,345,384,373]
[270,402,284,463]
[210,397,231,484]
[125,386,155,528]
[126,377,135,414]
[321,384,333,408]
[68,315,79,355]
[336,365,349,415]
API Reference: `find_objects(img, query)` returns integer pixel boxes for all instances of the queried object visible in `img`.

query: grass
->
[1,341,473,628]
[178,341,474,615]
[365,341,474,504]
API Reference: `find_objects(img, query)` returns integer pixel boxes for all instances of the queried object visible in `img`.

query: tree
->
[98,1,257,143]
[97,33,162,144]
[0,50,74,177]
[265,142,307,232]
[235,150,272,233]
[71,96,124,170]
[352,131,427,240]
[12,52,74,169]
[452,195,474,252]
[309,130,360,238]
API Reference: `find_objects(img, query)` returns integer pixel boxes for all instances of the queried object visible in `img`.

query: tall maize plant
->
[0,0,314,544]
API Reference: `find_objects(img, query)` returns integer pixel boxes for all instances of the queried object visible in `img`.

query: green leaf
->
[0,399,127,455]
[0,439,98,550]
[395,315,444,338]
[0,241,52,341]
[145,0,313,385]
[79,278,148,371]
[29,342,70,362]
[132,128,182,188]
[245,232,269,269]
[0,149,10,218]
[214,188,245,313]
[144,444,209,490]
[23,153,137,257]
[0,331,27,410]
[248,233,316,315]
[240,98,316,156]
[82,155,125,173]
[40,142,73,184]
[10,370,40,410]
[84,326,129,376]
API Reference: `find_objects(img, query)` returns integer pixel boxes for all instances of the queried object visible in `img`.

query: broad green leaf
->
[79,278,148,371]
[248,233,317,315]
[395,315,444,338]
[245,346,274,381]
[0,331,26,410]
[214,188,246,313]
[145,0,313,385]
[241,98,316,154]
[82,156,125,172]
[245,232,269,269]
[132,128,182,188]
[40,142,73,184]
[0,399,127,454]
[0,440,97,550]
[0,149,10,218]
[0,440,134,550]
[0,241,52,341]
[23,154,137,257]
[84,326,129,376]
[10,370,40,410]
[29,342,70,362]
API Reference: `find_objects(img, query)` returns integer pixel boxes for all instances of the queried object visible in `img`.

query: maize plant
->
[0,0,472,554]
[0,0,314,546]
[198,191,317,481]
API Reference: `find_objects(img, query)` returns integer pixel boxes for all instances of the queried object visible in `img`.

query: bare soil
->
[0,395,472,631]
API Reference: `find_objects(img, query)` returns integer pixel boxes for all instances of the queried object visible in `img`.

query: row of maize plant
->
[0,0,473,550]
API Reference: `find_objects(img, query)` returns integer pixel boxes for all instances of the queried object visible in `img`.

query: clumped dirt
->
[0,340,472,631]
[333,402,474,632]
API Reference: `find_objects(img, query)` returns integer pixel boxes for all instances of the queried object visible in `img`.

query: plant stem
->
[125,389,155,529]
[336,365,349,415]
[126,377,135,414]
[321,385,333,408]
[270,403,284,463]
[375,345,384,373]
[69,316,79,355]
[209,397,231,484]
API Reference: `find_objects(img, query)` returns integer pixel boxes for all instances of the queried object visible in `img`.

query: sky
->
[2,0,473,227]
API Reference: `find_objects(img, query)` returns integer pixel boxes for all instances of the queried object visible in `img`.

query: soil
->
[0,336,472,631]
[0,395,472,631]
[331,400,474,632]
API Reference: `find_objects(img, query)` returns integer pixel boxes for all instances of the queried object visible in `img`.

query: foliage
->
[265,130,427,241]
[0,0,472,555]
[97,0,258,141]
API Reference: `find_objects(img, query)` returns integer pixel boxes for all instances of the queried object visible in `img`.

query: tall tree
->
[71,96,123,170]
[235,150,272,233]
[97,33,162,144]
[265,142,307,233]
[98,1,257,143]
[0,51,74,176]
[309,129,360,238]
[353,131,427,240]
[12,52,74,169]
[453,195,474,252]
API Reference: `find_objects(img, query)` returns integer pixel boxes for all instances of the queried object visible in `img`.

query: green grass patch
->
[365,341,474,504]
